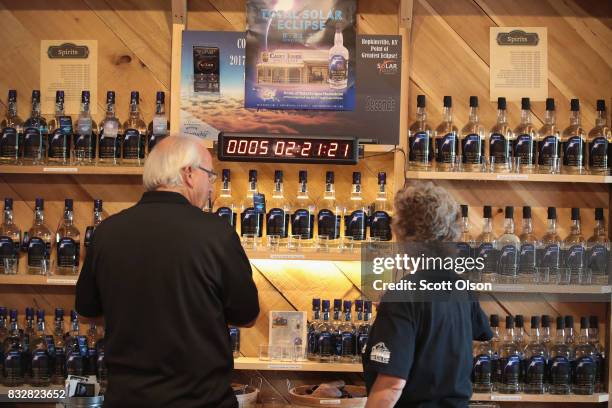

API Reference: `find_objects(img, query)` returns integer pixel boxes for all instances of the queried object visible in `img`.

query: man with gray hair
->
[76,135,259,408]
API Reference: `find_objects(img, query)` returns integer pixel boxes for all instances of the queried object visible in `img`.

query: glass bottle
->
[0,90,24,164]
[147,91,169,153]
[65,310,85,377]
[51,308,66,385]
[84,199,103,250]
[496,315,521,393]
[122,91,147,165]
[549,316,572,394]
[239,170,263,244]
[477,206,498,283]
[55,199,81,275]
[563,208,585,284]
[460,96,486,172]
[489,97,513,172]
[489,314,501,388]
[338,300,356,362]
[538,207,562,284]
[98,91,122,165]
[266,170,290,246]
[408,94,432,169]
[317,171,342,247]
[370,172,392,241]
[572,317,596,395]
[587,208,609,285]
[587,100,610,174]
[25,198,52,275]
[588,315,605,393]
[47,90,72,165]
[214,169,237,230]
[291,170,315,247]
[356,301,372,363]
[518,206,537,283]
[513,98,537,173]
[2,309,24,386]
[85,323,99,376]
[458,205,476,280]
[23,90,48,165]
[0,198,21,274]
[522,316,547,394]
[497,206,520,284]
[73,90,97,164]
[561,99,587,174]
[30,310,50,387]
[472,327,494,393]
[316,300,334,363]
[537,98,561,173]
[307,298,321,361]
[328,27,349,90]
[344,172,368,244]
[433,95,459,171]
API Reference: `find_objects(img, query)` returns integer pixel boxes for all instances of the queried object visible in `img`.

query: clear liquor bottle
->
[47,90,72,165]
[518,206,537,283]
[0,198,21,274]
[85,323,99,376]
[523,316,547,394]
[588,100,611,174]
[55,199,81,275]
[331,299,343,361]
[588,316,605,393]
[328,27,349,90]
[370,172,393,241]
[2,309,24,386]
[25,199,52,275]
[147,91,169,153]
[98,91,122,165]
[65,310,85,377]
[513,98,537,172]
[565,315,576,349]
[0,90,24,164]
[307,298,321,361]
[316,300,334,363]
[214,170,237,230]
[344,172,368,243]
[23,90,48,165]
[239,170,263,242]
[50,308,66,385]
[356,301,372,363]
[497,206,520,284]
[460,96,486,172]
[317,171,342,247]
[433,96,459,171]
[572,317,596,395]
[73,90,97,164]
[489,314,501,389]
[472,326,494,393]
[538,207,562,284]
[549,316,572,394]
[408,95,433,169]
[496,315,521,393]
[489,97,513,172]
[96,327,106,394]
[338,300,356,362]
[477,206,498,283]
[30,310,50,387]
[457,205,476,279]
[561,99,587,174]
[122,91,147,165]
[563,208,586,284]
[84,199,103,250]
[587,208,609,284]
[291,171,315,247]
[266,170,290,246]
[537,98,561,173]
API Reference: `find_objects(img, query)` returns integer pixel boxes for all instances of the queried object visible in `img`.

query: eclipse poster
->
[245,0,356,111]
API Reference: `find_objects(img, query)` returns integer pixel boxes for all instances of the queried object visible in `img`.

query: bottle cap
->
[326,171,334,184]
[8,89,16,101]
[589,315,598,329]
[107,91,116,103]
[55,308,64,319]
[35,198,44,210]
[521,97,530,110]
[0,307,6,317]
[523,206,531,219]
[37,309,45,320]
[416,94,426,108]
[81,90,90,103]
[4,198,13,210]
[299,170,307,183]
[333,299,342,310]
[571,208,580,221]
[352,172,361,185]
[378,172,386,185]
[354,299,363,311]
[461,205,468,218]
[514,314,524,327]
[547,207,556,220]
[248,170,257,182]
[343,300,352,311]
[221,169,230,182]
[556,316,565,329]
[56,90,65,103]
[26,307,34,318]
[490,314,499,327]
[364,301,372,312]
[545,98,555,111]
[94,199,103,212]
[596,99,605,112]
[443,95,452,108]
[542,315,551,328]
[71,310,78,321]
[497,97,506,110]
[274,170,283,183]
[156,91,165,103]
[9,309,17,320]
[130,91,139,103]
[565,315,574,328]
[321,299,330,310]
[531,315,540,328]
[505,315,514,329]
[570,98,580,112]
[312,298,321,309]
[469,96,478,108]
[505,206,514,219]
[65,199,74,211]
[580,316,588,329]
[595,208,604,221]
[483,205,492,219]
[32,90,41,102]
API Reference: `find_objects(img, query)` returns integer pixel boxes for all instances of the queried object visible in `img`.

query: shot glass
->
[535,267,550,284]
[548,157,561,174]
[258,345,270,361]
[2,256,18,275]
[341,236,354,253]
[316,235,330,252]
[280,345,293,362]
[488,156,496,173]
[288,235,302,251]
[558,267,571,285]
[513,157,521,174]
[293,345,306,362]
[267,235,281,252]
[581,268,592,285]
[242,234,258,250]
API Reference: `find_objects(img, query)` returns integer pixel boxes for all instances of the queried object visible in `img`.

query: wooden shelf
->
[471,392,609,403]
[0,274,78,286]
[0,165,144,175]
[233,356,362,372]
[244,249,360,262]
[405,170,612,184]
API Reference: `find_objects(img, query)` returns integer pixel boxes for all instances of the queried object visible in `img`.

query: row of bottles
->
[211,170,393,246]
[473,314,605,395]
[0,308,106,390]
[459,205,609,285]
[306,298,373,363]
[0,198,103,275]
[408,95,611,174]
[0,90,169,166]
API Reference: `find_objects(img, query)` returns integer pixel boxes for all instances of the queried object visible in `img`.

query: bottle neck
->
[351,183,362,199]
[580,328,589,343]
[482,217,492,234]
[443,106,453,123]
[334,32,343,47]
[71,319,79,335]
[64,209,74,225]
[377,183,387,201]
[297,181,307,195]
[570,110,581,126]
[93,210,103,226]
[248,180,258,194]
[547,218,557,234]
[323,182,336,200]
[541,326,551,339]
[595,110,607,127]
[570,219,581,235]
[505,327,515,341]
[106,102,116,117]
[504,217,515,234]
[322,311,330,322]
[491,326,500,339]
[7,101,17,117]
[313,310,320,321]
[37,319,45,334]
[588,327,598,343]
[497,109,507,125]
[55,102,65,117]
[364,312,371,322]
[221,180,231,193]
[469,107,479,123]
[556,328,566,343]
[54,319,64,335]
[25,318,33,331]
[462,216,470,233]
[129,101,140,118]
[344,310,352,322]
[595,219,606,236]
[155,101,165,115]
[34,209,45,225]
[273,181,284,197]
[80,101,90,115]
[545,110,556,125]
[521,109,531,125]
[31,100,41,118]
[522,218,533,234]
[3,209,13,225]
[416,106,427,123]
[9,319,19,335]
[530,327,540,342]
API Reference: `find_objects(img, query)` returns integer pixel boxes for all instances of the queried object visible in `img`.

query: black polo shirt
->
[76,191,259,408]
[362,269,492,408]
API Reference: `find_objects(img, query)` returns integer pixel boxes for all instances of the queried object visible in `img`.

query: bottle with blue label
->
[23,90,48,165]
[316,300,334,363]
[240,170,263,243]
[537,98,561,173]
[344,172,368,244]
[122,91,147,166]
[561,99,587,174]
[338,300,356,363]
[538,207,562,284]
[587,208,609,285]
[84,199,103,250]
[147,91,169,153]
[563,208,585,284]
[214,170,237,230]
[55,199,81,275]
[267,170,290,246]
[472,320,494,392]
[587,100,610,174]
[98,91,122,165]
[370,172,392,241]
[47,90,72,165]
[587,316,605,393]
[496,315,521,393]
[477,206,498,283]
[488,97,513,172]
[497,206,520,284]
[307,299,321,361]
[65,310,86,377]
[317,171,342,248]
[549,316,572,394]
[408,95,432,169]
[357,301,372,363]
[518,206,537,283]
[572,317,596,395]
[291,170,315,247]
[73,90,97,164]
[0,198,21,274]
[328,26,349,90]
[0,90,24,164]
[2,309,24,386]
[488,315,501,388]
[522,316,547,394]
[228,326,240,358]
[29,310,50,387]
[433,96,459,171]
[25,198,52,275]
[50,308,66,385]
[460,96,485,172]
[513,98,537,173]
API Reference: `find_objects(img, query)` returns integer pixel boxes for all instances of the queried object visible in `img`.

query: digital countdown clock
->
[217,132,358,164]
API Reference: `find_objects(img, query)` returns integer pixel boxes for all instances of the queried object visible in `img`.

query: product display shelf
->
[0,164,144,175]
[233,356,362,372]
[405,170,612,184]
[470,392,609,403]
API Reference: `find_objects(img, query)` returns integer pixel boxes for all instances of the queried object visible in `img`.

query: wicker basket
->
[288,385,367,407]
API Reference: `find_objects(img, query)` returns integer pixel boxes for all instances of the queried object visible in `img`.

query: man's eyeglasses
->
[196,166,217,183]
